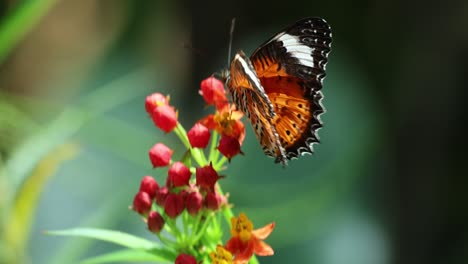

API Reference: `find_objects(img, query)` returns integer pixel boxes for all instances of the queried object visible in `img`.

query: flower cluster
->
[199,77,245,161]
[132,162,227,222]
[131,77,274,263]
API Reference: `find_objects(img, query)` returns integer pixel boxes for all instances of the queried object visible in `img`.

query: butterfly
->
[225,17,332,165]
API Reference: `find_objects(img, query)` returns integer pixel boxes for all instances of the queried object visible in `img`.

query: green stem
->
[249,256,260,264]
[189,212,203,243]
[0,0,60,63]
[174,123,190,149]
[182,211,189,238]
[192,212,215,243]
[157,233,176,248]
[216,184,233,227]
[214,156,228,171]
[164,218,181,240]
[207,131,219,163]
[193,147,208,166]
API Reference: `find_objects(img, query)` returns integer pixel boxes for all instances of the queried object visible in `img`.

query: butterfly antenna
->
[227,18,236,67]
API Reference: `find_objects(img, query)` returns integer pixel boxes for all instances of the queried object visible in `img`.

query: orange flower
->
[199,105,246,145]
[209,245,234,264]
[225,213,275,264]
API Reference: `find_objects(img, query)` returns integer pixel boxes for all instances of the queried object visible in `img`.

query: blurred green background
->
[1,0,467,263]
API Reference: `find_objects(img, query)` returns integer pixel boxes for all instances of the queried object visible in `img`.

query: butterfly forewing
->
[251,17,332,86]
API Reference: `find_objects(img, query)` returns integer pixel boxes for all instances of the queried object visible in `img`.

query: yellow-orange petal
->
[199,114,216,130]
[253,239,274,256]
[231,120,246,145]
[239,229,251,243]
[230,213,254,237]
[252,222,275,240]
[230,109,244,120]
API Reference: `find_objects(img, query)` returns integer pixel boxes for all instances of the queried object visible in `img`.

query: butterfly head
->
[220,68,230,88]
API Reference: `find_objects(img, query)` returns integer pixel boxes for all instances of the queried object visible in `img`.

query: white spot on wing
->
[292,52,315,64]
[278,34,315,68]
[235,54,263,92]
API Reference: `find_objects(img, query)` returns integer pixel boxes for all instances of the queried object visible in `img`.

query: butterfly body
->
[226,17,332,165]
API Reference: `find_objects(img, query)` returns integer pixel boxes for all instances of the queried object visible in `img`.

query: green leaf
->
[1,69,153,264]
[3,143,79,262]
[0,0,60,63]
[79,249,172,264]
[47,228,159,250]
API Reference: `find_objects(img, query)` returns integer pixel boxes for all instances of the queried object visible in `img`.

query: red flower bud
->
[139,176,159,199]
[152,104,178,133]
[218,135,243,161]
[132,191,152,215]
[164,192,185,218]
[205,191,222,211]
[149,143,173,167]
[199,77,227,105]
[167,162,191,188]
[175,253,197,264]
[155,186,169,207]
[187,123,211,148]
[145,93,168,115]
[147,211,165,233]
[195,163,221,191]
[186,191,203,215]
[179,189,190,206]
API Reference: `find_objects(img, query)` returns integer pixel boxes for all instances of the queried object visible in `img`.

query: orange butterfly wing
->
[228,52,286,161]
[227,17,332,164]
[250,17,332,161]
